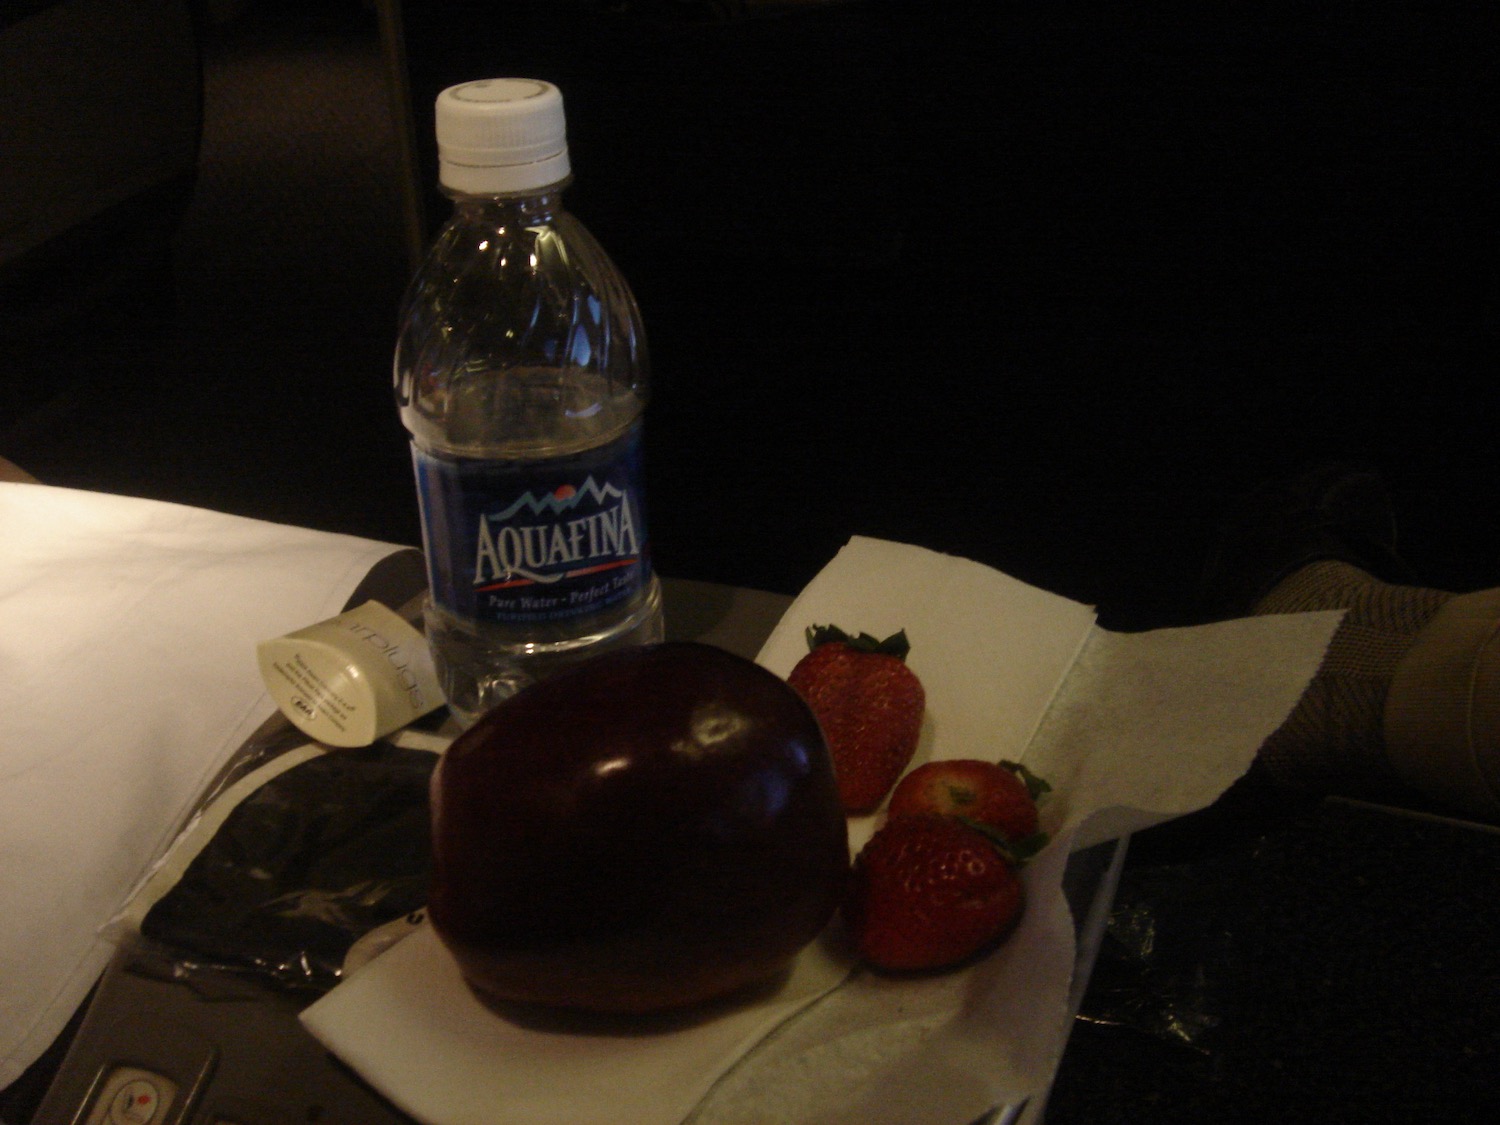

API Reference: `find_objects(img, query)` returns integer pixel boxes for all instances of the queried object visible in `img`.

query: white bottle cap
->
[258,601,444,747]
[435,78,572,195]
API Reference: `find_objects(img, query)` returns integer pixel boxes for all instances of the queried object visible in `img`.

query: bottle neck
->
[444,178,570,225]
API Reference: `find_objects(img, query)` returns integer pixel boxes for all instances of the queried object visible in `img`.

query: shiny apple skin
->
[427,642,850,1014]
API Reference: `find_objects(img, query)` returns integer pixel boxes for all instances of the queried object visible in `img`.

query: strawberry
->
[887,758,1050,849]
[843,813,1024,972]
[786,625,925,814]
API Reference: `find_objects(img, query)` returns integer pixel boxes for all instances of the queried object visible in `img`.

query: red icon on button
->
[110,1079,160,1123]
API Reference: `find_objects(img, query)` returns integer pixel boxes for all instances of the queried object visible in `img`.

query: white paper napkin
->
[0,483,404,1087]
[301,536,1341,1125]
[302,923,851,1125]
[755,536,1100,853]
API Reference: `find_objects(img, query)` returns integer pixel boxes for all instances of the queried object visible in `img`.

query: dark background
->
[3,6,1498,1121]
[3,0,1495,631]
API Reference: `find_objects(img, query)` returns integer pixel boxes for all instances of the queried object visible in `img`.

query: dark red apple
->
[427,642,849,1014]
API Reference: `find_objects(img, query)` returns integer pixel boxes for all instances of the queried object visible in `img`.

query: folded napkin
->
[302,536,1342,1125]
[303,922,851,1125]
[0,483,404,1087]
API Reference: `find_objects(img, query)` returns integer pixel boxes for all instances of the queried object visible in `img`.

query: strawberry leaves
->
[956,815,1051,865]
[804,624,911,661]
[1001,758,1052,803]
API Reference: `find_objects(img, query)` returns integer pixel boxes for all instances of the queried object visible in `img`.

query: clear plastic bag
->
[1075,861,1225,1051]
[139,740,437,993]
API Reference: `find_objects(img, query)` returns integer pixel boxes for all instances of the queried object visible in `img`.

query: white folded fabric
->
[0,483,404,1087]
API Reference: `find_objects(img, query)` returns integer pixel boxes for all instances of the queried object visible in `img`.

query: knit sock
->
[1251,560,1453,801]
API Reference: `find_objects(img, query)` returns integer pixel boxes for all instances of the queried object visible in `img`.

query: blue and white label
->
[414,427,652,625]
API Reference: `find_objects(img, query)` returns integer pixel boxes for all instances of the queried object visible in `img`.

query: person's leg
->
[1250,558,1500,822]
[1384,586,1500,820]
[1201,464,1500,823]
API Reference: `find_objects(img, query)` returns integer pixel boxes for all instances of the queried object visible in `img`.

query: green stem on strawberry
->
[1000,759,1052,802]
[956,816,1050,866]
[804,624,912,660]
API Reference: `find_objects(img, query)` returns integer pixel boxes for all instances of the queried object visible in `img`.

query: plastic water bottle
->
[395,78,663,725]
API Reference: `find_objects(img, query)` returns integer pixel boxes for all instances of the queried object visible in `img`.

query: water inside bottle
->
[425,575,664,726]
